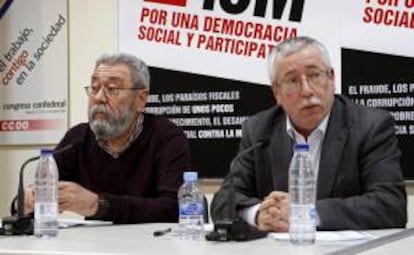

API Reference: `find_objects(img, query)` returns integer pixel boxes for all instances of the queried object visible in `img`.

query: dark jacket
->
[211,95,407,230]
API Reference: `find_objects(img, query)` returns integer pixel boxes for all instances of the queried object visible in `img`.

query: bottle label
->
[35,202,58,219]
[179,202,203,217]
[290,204,316,223]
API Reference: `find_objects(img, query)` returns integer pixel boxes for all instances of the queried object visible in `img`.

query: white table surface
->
[0,223,404,255]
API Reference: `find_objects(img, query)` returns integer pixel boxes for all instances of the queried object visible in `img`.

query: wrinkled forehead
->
[92,64,132,83]
[276,46,326,76]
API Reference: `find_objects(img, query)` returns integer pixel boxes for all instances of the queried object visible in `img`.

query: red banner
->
[144,0,187,7]
[0,119,65,132]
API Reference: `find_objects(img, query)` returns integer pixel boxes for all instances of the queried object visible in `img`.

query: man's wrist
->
[92,194,109,219]
[239,203,261,227]
[255,210,260,225]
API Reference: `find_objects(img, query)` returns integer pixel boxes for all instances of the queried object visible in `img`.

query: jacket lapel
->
[268,115,293,192]
[317,98,349,199]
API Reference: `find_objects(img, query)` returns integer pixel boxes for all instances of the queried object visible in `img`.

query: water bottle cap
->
[294,143,309,151]
[40,149,53,155]
[183,171,198,182]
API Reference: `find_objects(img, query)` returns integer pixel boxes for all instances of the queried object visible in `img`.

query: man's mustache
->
[90,105,110,117]
[300,97,323,108]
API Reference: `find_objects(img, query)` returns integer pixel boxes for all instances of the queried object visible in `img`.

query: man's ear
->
[271,84,281,105]
[135,89,149,112]
[329,68,335,80]
[328,68,336,93]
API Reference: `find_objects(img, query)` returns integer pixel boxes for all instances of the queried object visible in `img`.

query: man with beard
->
[23,53,191,223]
[211,36,407,231]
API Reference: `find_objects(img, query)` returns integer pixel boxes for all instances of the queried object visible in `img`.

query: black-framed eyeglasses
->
[278,69,331,94]
[84,86,141,97]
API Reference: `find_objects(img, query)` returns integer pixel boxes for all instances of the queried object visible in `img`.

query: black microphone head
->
[258,139,270,147]
[53,138,84,155]
[69,138,84,148]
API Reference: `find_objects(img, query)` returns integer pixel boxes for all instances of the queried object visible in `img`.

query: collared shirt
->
[239,113,331,227]
[97,114,144,158]
[286,113,330,180]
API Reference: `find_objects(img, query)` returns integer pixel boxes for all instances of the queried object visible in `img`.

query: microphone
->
[1,139,83,236]
[206,139,270,242]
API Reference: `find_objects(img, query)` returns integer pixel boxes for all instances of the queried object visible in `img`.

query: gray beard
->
[88,104,136,141]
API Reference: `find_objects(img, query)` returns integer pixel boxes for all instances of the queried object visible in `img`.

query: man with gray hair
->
[24,53,191,223]
[211,36,407,231]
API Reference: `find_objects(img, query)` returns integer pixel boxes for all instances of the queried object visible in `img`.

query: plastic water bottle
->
[178,171,204,240]
[34,149,59,238]
[288,143,317,245]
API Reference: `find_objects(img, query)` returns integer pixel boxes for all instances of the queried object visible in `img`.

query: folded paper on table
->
[270,230,375,242]
[58,218,112,228]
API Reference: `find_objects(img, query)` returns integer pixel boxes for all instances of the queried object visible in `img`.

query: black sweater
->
[54,113,192,224]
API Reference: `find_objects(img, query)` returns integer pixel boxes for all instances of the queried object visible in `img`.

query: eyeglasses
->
[278,69,331,94]
[84,86,140,97]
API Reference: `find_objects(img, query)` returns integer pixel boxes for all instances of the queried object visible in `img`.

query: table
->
[0,224,405,255]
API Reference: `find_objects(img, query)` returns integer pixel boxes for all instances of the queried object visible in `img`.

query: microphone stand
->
[206,140,269,241]
[2,156,39,235]
[1,139,83,236]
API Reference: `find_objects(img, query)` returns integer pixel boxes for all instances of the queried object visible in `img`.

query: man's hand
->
[23,185,35,215]
[58,181,98,217]
[256,191,290,232]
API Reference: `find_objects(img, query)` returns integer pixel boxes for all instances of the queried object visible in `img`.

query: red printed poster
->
[119,0,341,86]
[0,0,68,144]
[144,0,187,7]
[118,0,340,178]
[118,0,414,179]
